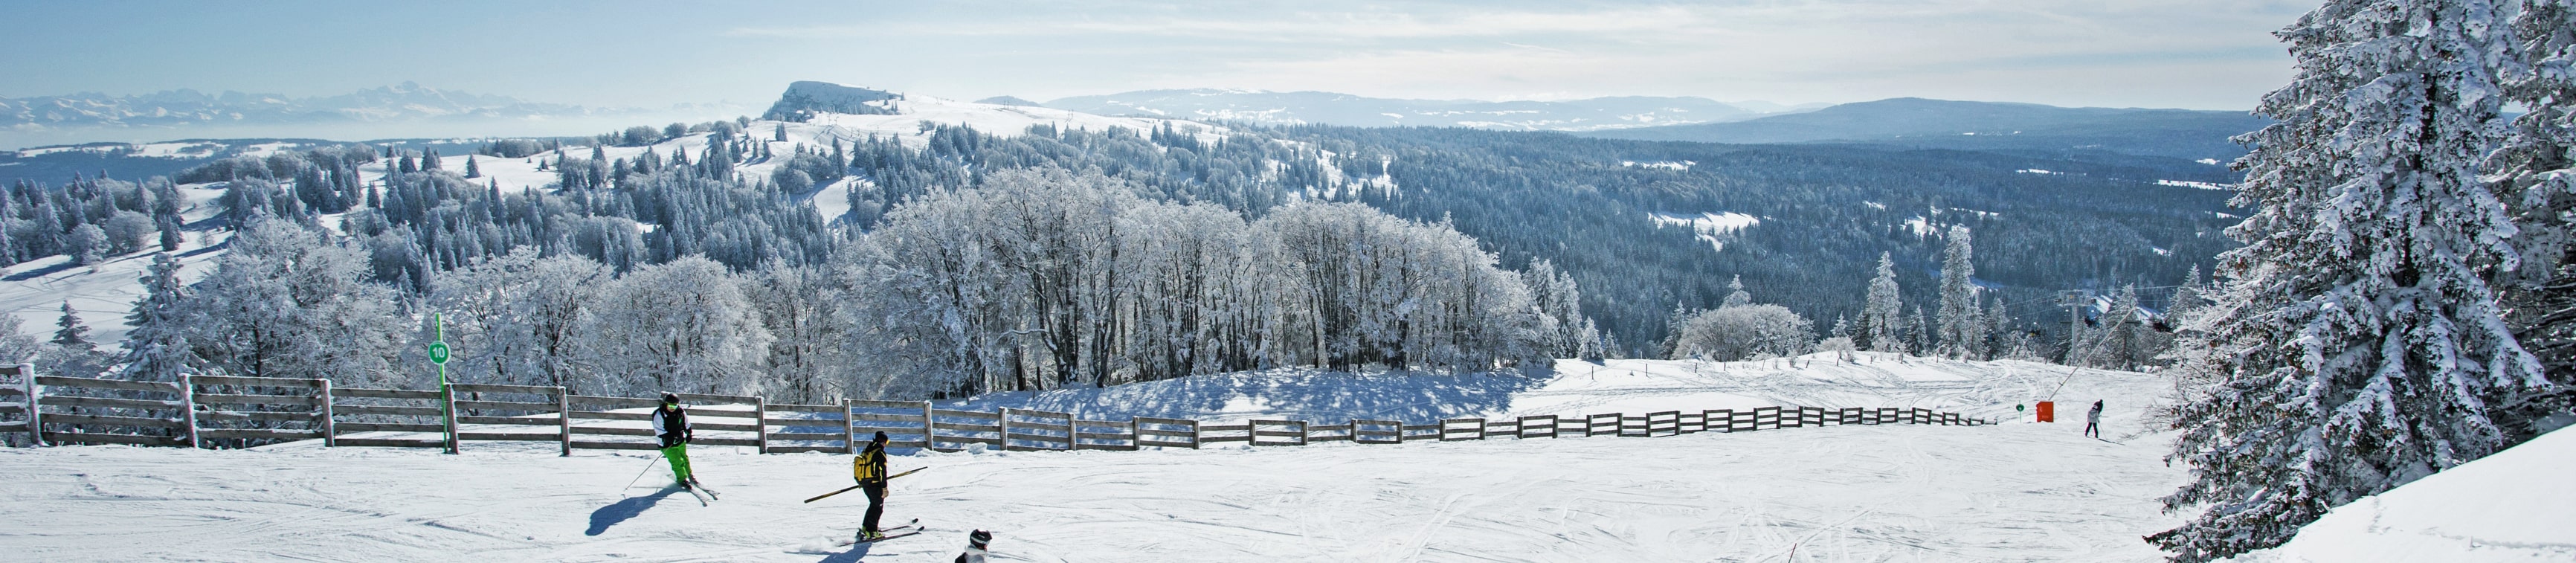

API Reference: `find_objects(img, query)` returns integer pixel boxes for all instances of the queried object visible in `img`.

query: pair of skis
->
[835,518,922,546]
[677,478,721,506]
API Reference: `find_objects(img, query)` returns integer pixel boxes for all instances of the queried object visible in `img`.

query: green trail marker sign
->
[433,312,456,454]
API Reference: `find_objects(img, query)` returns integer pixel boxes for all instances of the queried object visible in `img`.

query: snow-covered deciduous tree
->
[1936,226,1984,359]
[66,224,105,266]
[846,167,1563,399]
[0,312,38,366]
[1667,303,1815,361]
[2153,0,2551,559]
[746,259,854,404]
[582,256,770,396]
[1860,252,1905,354]
[188,217,408,386]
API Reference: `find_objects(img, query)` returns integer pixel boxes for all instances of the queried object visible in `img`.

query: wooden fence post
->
[318,379,335,448]
[997,408,1012,451]
[21,363,38,446]
[441,382,460,454]
[179,374,201,449]
[920,401,936,451]
[843,399,859,454]
[1188,418,1200,449]
[754,396,769,454]
[1127,417,1141,451]
[556,387,570,457]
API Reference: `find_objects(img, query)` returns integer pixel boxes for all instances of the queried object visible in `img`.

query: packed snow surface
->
[2234,425,2576,563]
[1,356,2207,562]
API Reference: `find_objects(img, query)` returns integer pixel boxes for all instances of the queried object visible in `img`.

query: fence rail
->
[0,364,1999,454]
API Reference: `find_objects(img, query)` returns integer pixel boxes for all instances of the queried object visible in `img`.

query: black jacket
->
[651,405,692,447]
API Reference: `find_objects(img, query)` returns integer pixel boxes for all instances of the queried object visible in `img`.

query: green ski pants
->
[661,444,693,483]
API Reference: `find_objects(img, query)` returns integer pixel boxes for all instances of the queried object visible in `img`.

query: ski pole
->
[622,451,662,494]
[804,467,925,503]
[805,483,864,504]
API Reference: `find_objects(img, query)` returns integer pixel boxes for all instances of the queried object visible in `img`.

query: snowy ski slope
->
[4,356,2206,562]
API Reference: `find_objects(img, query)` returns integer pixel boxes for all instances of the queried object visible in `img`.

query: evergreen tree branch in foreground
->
[2151,0,2551,560]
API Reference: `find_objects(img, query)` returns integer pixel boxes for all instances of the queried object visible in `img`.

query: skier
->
[2084,399,2103,439]
[954,530,991,563]
[652,393,697,489]
[854,431,891,541]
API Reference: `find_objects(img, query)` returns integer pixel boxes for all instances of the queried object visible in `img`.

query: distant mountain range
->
[1041,89,1822,132]
[1582,97,2267,161]
[0,83,741,151]
[0,82,616,128]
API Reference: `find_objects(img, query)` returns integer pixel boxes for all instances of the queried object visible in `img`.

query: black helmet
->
[872,431,889,443]
[967,529,991,548]
[660,393,680,405]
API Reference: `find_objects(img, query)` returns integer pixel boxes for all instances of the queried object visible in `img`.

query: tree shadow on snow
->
[585,487,678,535]
[946,364,1559,423]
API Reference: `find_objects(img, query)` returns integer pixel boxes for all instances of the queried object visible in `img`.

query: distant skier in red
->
[854,431,890,541]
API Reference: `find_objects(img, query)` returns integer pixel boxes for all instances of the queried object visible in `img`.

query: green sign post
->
[434,312,456,454]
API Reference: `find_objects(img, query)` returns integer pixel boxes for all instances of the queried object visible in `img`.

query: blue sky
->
[0,0,2313,109]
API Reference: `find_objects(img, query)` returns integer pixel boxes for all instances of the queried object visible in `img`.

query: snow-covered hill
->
[0,356,2195,562]
[2232,424,2576,562]
[1043,89,1813,132]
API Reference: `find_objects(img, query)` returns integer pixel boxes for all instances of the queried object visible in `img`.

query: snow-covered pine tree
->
[1984,295,2013,360]
[2151,0,2549,559]
[2490,0,2576,440]
[463,155,480,179]
[1722,275,1752,308]
[51,302,91,352]
[1861,251,1904,353]
[1937,225,1983,359]
[122,253,195,382]
[1906,306,1928,355]
[1661,300,1696,358]
[45,302,103,377]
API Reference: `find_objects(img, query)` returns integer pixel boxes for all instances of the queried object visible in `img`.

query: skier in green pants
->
[652,393,697,488]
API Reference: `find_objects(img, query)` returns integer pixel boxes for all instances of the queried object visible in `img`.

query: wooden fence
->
[0,364,1995,454]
